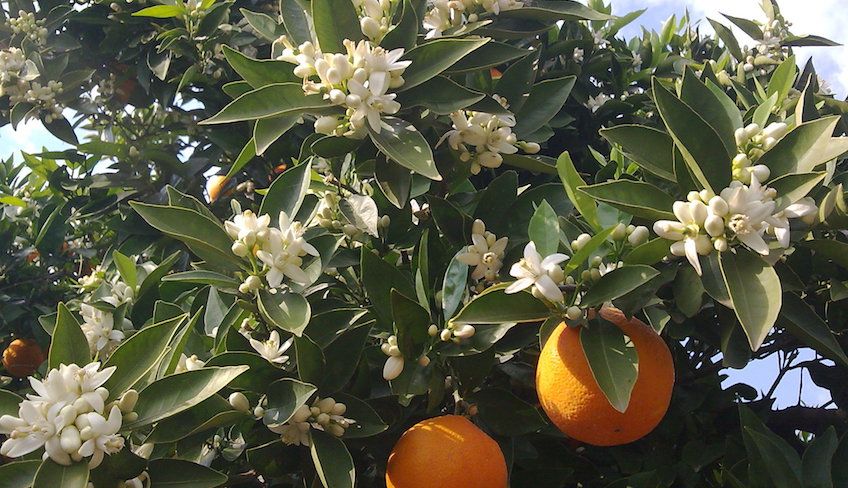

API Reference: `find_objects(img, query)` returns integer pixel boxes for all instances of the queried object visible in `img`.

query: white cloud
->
[612,0,848,95]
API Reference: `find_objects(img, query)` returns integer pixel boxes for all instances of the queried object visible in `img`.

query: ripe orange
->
[386,415,508,488]
[2,338,45,378]
[536,307,674,446]
[206,175,230,203]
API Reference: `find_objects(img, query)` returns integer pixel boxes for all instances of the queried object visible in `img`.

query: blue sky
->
[0,0,835,408]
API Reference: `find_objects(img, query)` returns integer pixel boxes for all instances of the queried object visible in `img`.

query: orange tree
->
[2,0,848,486]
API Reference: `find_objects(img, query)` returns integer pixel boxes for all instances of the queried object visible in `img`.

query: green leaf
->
[368,116,441,181]
[495,52,539,113]
[528,200,560,256]
[744,428,803,488]
[147,459,227,487]
[48,303,89,369]
[257,289,311,337]
[132,4,183,17]
[391,290,431,359]
[579,180,676,220]
[311,0,363,53]
[581,265,660,308]
[442,251,469,320]
[399,38,490,90]
[624,238,672,266]
[446,41,531,73]
[263,378,317,426]
[708,18,744,60]
[653,79,732,192]
[778,294,848,367]
[804,240,848,271]
[580,317,639,413]
[556,152,598,230]
[380,0,419,50]
[514,76,576,137]
[395,76,485,115]
[722,13,763,40]
[768,55,797,104]
[361,250,416,328]
[260,161,312,219]
[719,249,782,351]
[162,270,240,289]
[32,460,88,488]
[564,227,615,273]
[223,45,299,88]
[0,389,23,417]
[333,393,388,438]
[240,8,285,41]
[802,426,838,488]
[200,83,331,125]
[147,395,247,444]
[130,203,241,270]
[254,115,301,155]
[339,194,380,237]
[102,314,187,400]
[112,250,138,292]
[680,69,737,156]
[205,351,285,391]
[769,172,826,212]
[310,430,355,488]
[295,335,325,385]
[468,388,546,436]
[0,460,40,488]
[280,0,311,44]
[452,285,549,324]
[311,136,362,158]
[759,117,848,177]
[498,0,609,21]
[783,34,841,47]
[320,323,372,393]
[375,158,412,209]
[123,366,249,429]
[600,125,675,181]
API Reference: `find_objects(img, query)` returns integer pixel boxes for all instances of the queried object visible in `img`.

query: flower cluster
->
[6,11,48,45]
[0,363,133,468]
[277,37,410,138]
[381,334,404,380]
[352,0,396,42]
[423,0,523,38]
[654,178,816,275]
[248,330,293,365]
[264,397,355,446]
[457,219,508,282]
[441,99,540,174]
[1,48,64,121]
[506,241,569,302]
[732,122,788,183]
[742,10,790,73]
[80,303,124,357]
[225,208,318,288]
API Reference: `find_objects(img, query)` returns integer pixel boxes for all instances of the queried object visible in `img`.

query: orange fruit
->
[536,307,674,446]
[206,175,230,203]
[2,339,45,378]
[386,415,508,488]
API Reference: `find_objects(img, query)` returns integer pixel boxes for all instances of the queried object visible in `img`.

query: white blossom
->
[456,219,508,281]
[175,354,205,373]
[80,303,124,357]
[585,93,610,113]
[506,241,569,302]
[0,362,125,468]
[225,209,271,250]
[380,335,404,380]
[249,330,293,364]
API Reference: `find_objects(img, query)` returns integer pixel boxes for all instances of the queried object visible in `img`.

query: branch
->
[766,406,848,437]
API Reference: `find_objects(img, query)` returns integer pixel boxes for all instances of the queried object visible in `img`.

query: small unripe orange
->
[2,339,45,378]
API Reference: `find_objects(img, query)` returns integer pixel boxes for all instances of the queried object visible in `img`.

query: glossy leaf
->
[260,161,312,221]
[147,459,227,488]
[452,285,549,324]
[263,378,318,426]
[528,200,560,256]
[48,302,89,369]
[399,38,490,90]
[310,430,355,488]
[778,293,848,367]
[579,180,676,220]
[0,460,40,488]
[514,76,576,137]
[556,152,598,230]
[580,317,639,413]
[200,83,331,125]
[368,117,441,181]
[581,265,660,308]
[257,289,311,337]
[600,125,676,180]
[311,0,362,53]
[32,460,88,488]
[719,249,781,351]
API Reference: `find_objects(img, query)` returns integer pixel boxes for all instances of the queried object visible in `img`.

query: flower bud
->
[453,324,476,339]
[292,404,312,423]
[472,219,486,235]
[314,116,339,135]
[732,153,751,169]
[611,223,627,240]
[328,89,346,105]
[229,392,251,413]
[763,122,787,140]
[418,355,431,367]
[734,127,748,146]
[123,412,138,423]
[708,196,729,217]
[714,237,729,252]
[751,165,770,182]
[522,142,541,154]
[232,241,249,257]
[360,16,381,39]
[428,324,439,336]
[326,423,346,437]
[343,224,358,237]
[744,123,761,139]
[118,389,139,413]
[704,215,725,237]
[317,397,336,414]
[383,356,404,381]
[566,306,583,320]
[331,403,347,416]
[574,233,591,251]
[440,329,452,342]
[253,406,265,418]
[628,226,649,246]
[60,426,82,454]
